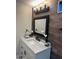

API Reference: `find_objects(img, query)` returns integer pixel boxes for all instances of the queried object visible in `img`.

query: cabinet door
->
[25,46,35,59]
[20,39,35,59]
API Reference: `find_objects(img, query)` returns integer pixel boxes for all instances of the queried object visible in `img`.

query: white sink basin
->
[21,37,51,54]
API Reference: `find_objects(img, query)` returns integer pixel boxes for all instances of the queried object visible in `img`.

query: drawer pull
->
[24,50,26,56]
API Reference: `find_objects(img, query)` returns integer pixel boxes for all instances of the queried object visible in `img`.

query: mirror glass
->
[35,18,46,35]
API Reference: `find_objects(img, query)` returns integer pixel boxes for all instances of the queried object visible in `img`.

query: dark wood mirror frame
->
[32,15,49,42]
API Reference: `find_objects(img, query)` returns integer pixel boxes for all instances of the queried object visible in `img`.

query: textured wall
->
[49,13,62,59]
[49,0,62,58]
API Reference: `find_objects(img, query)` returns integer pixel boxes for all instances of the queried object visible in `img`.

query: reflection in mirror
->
[35,18,46,35]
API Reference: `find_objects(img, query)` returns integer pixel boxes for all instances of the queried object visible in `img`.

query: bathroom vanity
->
[19,37,51,59]
[19,15,51,59]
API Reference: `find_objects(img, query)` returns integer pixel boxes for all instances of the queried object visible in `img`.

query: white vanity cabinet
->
[19,37,51,59]
[20,39,35,59]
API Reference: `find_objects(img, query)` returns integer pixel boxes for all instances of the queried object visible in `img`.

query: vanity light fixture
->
[33,5,49,14]
[32,0,45,7]
[32,0,50,14]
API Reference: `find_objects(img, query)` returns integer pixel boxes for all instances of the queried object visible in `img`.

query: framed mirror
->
[35,18,46,34]
[32,15,49,38]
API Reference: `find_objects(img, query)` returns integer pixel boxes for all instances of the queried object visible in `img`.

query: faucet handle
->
[45,42,51,47]
[44,34,47,37]
[31,30,33,33]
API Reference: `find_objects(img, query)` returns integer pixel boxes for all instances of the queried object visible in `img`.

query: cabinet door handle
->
[24,50,26,56]
[19,56,23,59]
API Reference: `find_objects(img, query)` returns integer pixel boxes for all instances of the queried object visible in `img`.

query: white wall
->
[16,2,32,55]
